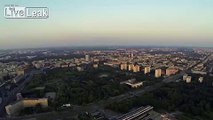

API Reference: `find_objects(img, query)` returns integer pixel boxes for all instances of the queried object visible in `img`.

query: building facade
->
[155,69,162,78]
[5,98,48,116]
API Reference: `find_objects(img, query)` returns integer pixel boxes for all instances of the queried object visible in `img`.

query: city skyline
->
[0,0,213,49]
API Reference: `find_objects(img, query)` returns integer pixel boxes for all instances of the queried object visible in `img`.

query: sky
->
[0,0,213,49]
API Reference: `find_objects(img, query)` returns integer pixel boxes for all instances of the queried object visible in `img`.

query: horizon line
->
[1,45,213,50]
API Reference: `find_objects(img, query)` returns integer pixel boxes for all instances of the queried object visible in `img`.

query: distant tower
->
[120,63,128,70]
[133,65,140,72]
[144,66,151,74]
[85,55,90,62]
[155,69,162,78]
[128,64,134,71]
[130,53,134,58]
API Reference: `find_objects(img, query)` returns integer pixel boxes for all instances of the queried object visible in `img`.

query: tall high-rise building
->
[85,55,90,62]
[155,69,162,78]
[128,64,134,71]
[130,53,134,58]
[133,65,140,72]
[120,63,128,70]
[144,66,151,74]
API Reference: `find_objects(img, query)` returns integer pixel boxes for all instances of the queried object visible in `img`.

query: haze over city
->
[1,0,213,49]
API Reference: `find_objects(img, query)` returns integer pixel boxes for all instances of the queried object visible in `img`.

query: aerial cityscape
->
[0,47,213,120]
[0,0,213,120]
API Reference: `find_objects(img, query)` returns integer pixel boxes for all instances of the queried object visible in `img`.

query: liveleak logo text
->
[4,5,49,19]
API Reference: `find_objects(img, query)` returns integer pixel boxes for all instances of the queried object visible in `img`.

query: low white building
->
[183,74,188,81]
[120,79,143,88]
[198,77,204,83]
[76,66,84,71]
[5,98,48,116]
[186,76,192,83]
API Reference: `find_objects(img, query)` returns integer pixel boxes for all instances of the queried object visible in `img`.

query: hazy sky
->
[0,0,213,49]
